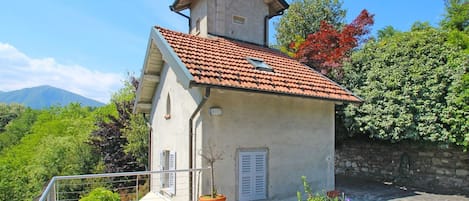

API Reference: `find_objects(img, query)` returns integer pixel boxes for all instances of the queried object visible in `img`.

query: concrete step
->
[140,191,169,201]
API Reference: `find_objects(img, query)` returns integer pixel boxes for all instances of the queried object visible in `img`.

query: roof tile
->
[157,27,361,103]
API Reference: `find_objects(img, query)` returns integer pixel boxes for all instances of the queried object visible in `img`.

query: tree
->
[292,9,374,78]
[342,27,467,147]
[275,0,346,50]
[89,77,148,172]
[439,0,469,148]
[441,0,469,32]
[89,101,141,173]
[0,103,25,132]
[440,0,469,54]
[0,104,98,200]
[377,26,400,40]
[0,107,37,151]
[123,113,149,170]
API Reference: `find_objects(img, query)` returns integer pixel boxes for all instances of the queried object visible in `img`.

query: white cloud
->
[0,42,123,103]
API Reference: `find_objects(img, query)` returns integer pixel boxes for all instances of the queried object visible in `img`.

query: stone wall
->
[335,139,469,193]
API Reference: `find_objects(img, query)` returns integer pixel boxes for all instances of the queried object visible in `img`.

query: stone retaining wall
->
[335,139,469,193]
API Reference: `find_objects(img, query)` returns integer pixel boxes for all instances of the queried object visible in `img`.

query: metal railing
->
[38,168,208,201]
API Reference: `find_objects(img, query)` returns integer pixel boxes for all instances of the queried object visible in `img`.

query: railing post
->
[136,175,139,201]
[54,181,58,201]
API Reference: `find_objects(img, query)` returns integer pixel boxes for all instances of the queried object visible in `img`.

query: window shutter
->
[160,151,167,187]
[253,152,266,200]
[239,153,252,201]
[239,151,267,201]
[168,151,176,195]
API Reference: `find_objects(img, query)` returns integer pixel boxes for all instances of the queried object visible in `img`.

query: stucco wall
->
[192,0,269,45]
[222,0,268,45]
[199,89,336,201]
[149,62,203,201]
[190,0,208,37]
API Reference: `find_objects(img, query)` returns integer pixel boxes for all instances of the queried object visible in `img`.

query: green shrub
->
[80,187,120,201]
[297,176,339,201]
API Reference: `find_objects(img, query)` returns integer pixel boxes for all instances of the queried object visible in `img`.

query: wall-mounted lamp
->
[209,107,223,116]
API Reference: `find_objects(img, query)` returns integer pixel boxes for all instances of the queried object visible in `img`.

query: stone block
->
[345,161,352,167]
[418,152,434,157]
[361,167,369,172]
[432,158,442,165]
[435,168,452,175]
[351,162,358,168]
[442,152,453,157]
[456,169,469,176]
[456,162,465,168]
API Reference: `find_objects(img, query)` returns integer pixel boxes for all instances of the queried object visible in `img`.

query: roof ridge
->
[155,26,290,58]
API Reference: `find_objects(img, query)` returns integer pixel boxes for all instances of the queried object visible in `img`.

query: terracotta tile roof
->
[157,27,362,103]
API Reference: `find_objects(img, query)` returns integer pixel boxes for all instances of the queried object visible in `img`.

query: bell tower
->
[170,0,288,46]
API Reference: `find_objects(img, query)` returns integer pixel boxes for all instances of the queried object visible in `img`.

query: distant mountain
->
[0,85,104,109]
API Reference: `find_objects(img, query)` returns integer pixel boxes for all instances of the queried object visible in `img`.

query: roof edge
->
[191,82,362,104]
[133,29,161,114]
[172,0,290,13]
[278,0,289,10]
[151,27,194,88]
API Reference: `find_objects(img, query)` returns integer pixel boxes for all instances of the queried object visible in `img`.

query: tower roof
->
[170,0,289,16]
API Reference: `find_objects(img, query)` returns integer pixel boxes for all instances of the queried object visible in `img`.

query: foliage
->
[0,103,25,132]
[0,103,99,200]
[123,113,149,170]
[440,0,469,33]
[89,101,141,173]
[297,176,339,201]
[377,26,400,40]
[292,9,374,78]
[342,27,468,147]
[441,0,469,53]
[275,0,346,50]
[90,77,148,172]
[443,64,469,147]
[0,107,37,152]
[80,187,120,201]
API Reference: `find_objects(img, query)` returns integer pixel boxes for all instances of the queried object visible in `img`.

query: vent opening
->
[247,57,273,72]
[233,15,246,24]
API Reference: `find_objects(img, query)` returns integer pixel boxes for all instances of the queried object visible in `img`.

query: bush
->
[80,187,120,201]
[342,27,467,147]
[297,176,340,201]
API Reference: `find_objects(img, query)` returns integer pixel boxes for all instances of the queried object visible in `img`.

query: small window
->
[247,57,273,72]
[160,150,176,196]
[165,94,171,119]
[233,15,246,24]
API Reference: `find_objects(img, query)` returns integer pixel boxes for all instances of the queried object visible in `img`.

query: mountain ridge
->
[0,85,104,109]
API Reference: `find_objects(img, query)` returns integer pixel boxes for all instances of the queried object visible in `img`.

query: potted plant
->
[199,145,226,201]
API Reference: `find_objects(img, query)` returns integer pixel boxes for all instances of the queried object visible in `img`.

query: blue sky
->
[0,0,445,103]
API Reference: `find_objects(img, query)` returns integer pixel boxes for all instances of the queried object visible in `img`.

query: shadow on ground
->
[336,175,469,201]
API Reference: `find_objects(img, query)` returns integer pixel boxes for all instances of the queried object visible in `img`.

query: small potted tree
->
[199,145,226,201]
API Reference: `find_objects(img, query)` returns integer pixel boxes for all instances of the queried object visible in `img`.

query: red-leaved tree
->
[292,9,374,78]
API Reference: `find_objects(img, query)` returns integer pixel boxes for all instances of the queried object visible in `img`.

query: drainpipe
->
[189,87,211,201]
[263,11,284,47]
[170,5,191,31]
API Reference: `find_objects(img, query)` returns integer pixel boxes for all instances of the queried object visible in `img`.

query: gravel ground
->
[336,175,469,201]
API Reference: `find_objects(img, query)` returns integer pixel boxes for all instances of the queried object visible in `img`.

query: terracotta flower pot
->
[199,194,226,201]
[327,190,340,198]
